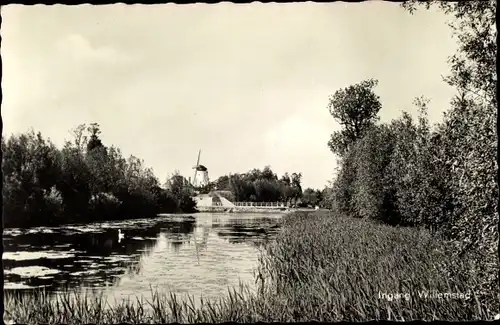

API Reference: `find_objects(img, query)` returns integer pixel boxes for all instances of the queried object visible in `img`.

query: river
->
[3,212,283,304]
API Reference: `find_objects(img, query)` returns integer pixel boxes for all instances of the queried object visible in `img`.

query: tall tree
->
[165,171,187,199]
[280,173,291,186]
[327,79,382,156]
[290,172,303,200]
[69,124,88,156]
[86,123,105,153]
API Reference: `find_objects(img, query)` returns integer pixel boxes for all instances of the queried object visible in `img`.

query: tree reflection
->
[3,215,281,294]
[3,220,178,291]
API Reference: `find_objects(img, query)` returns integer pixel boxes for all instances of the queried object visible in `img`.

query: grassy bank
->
[4,212,498,323]
[256,211,498,321]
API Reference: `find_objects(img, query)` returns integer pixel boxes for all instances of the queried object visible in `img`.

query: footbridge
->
[193,192,288,212]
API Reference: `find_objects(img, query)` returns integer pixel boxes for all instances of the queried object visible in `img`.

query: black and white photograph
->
[1,1,498,323]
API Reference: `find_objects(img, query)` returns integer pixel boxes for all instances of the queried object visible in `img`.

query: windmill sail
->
[193,149,201,186]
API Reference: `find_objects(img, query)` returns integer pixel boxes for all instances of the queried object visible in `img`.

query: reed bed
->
[255,212,499,321]
[4,211,498,323]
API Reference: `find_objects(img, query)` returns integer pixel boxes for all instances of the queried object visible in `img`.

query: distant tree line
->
[324,1,497,295]
[193,167,325,207]
[2,123,196,228]
[197,167,302,203]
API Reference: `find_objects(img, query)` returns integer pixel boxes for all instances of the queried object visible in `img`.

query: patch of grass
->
[4,212,498,323]
[255,211,499,321]
[4,284,267,324]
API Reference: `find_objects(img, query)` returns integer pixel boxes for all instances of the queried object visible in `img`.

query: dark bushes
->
[328,1,498,295]
[329,99,497,295]
[2,125,196,228]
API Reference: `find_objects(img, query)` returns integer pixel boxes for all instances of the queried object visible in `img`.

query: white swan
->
[118,229,125,243]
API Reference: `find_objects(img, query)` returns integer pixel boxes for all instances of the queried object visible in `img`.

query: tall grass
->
[4,212,498,324]
[256,212,498,321]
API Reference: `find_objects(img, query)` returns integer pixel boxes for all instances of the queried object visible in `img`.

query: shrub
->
[350,125,396,221]
[437,98,498,294]
[88,192,122,221]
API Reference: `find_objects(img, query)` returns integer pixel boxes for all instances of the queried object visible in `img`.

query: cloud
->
[265,115,330,152]
[2,3,458,189]
[56,33,130,64]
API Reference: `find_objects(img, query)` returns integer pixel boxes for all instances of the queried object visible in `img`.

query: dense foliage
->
[197,167,329,207]
[327,0,498,296]
[300,188,324,208]
[2,124,196,228]
[198,167,306,204]
[327,79,381,156]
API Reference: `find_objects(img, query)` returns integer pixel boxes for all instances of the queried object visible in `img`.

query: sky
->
[1,3,459,189]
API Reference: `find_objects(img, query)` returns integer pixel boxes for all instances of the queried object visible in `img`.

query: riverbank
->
[195,206,286,213]
[5,211,498,323]
[195,206,326,213]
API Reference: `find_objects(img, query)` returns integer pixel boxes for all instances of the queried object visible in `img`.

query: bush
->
[88,192,122,221]
[2,131,62,227]
[351,125,396,221]
[328,96,497,295]
[437,98,498,293]
[331,154,357,217]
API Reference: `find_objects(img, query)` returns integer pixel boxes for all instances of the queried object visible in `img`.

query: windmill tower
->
[192,149,209,187]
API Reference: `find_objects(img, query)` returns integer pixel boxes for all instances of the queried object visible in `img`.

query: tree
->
[302,188,319,207]
[254,179,281,202]
[280,173,291,186]
[86,123,104,152]
[228,174,245,201]
[214,175,230,191]
[69,124,88,155]
[315,189,323,206]
[291,172,303,199]
[2,131,63,227]
[403,0,498,295]
[58,142,92,220]
[166,171,188,199]
[207,167,305,203]
[165,171,197,212]
[327,79,382,156]
[2,125,195,228]
[261,165,277,181]
[320,185,334,209]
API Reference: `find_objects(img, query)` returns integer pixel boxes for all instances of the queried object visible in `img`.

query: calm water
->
[3,213,282,303]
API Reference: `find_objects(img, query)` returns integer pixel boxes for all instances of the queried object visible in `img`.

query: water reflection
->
[213,217,280,245]
[4,213,282,302]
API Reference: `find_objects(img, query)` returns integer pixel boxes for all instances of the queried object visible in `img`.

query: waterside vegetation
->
[2,123,197,228]
[5,211,498,323]
[324,0,497,298]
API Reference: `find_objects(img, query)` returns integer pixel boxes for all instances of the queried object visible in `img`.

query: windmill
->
[192,149,209,187]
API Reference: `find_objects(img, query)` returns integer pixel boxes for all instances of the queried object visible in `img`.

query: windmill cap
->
[194,165,208,171]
